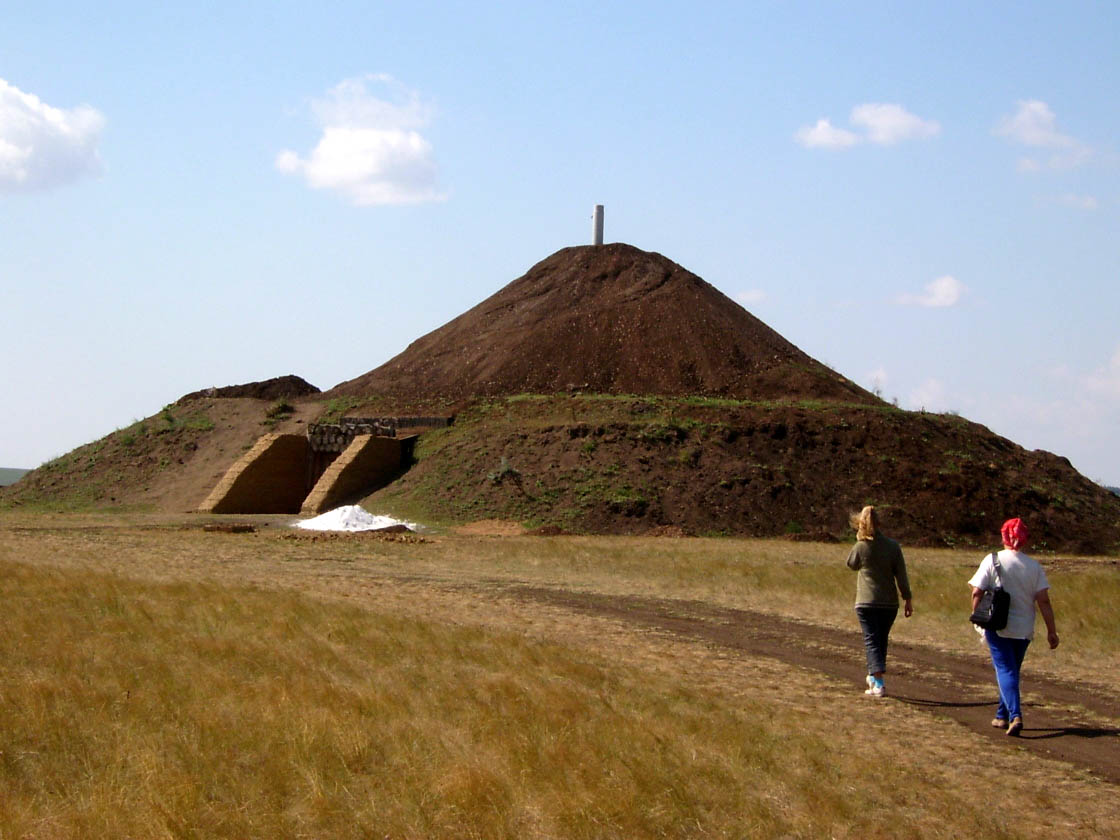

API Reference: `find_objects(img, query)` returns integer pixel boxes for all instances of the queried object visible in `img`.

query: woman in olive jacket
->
[846,505,913,697]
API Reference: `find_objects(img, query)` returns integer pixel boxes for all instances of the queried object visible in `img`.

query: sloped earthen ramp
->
[199,433,411,515]
[199,434,310,514]
[300,435,413,515]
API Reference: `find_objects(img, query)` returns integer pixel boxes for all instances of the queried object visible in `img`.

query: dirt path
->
[504,585,1120,785]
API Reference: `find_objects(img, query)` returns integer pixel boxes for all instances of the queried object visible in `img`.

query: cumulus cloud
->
[995,345,1120,482]
[276,74,445,206]
[908,378,949,413]
[849,103,940,145]
[735,289,767,306]
[795,103,939,149]
[1085,345,1120,399]
[867,366,888,394]
[995,100,1092,170]
[0,78,104,192]
[793,118,859,149]
[897,275,966,308]
[1054,193,1099,211]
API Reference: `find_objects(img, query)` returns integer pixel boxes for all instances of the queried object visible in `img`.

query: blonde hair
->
[851,505,879,541]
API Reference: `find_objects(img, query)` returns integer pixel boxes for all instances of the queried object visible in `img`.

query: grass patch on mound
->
[0,407,218,512]
[0,554,1031,839]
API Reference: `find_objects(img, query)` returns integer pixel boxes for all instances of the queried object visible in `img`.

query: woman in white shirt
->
[968,518,1059,737]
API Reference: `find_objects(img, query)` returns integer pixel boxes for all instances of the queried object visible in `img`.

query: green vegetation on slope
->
[0,405,217,512]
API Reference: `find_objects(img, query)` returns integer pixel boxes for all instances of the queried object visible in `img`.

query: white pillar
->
[592,204,604,245]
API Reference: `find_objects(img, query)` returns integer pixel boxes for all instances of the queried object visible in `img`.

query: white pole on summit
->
[592,204,604,245]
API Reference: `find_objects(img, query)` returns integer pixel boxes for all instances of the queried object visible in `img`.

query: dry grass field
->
[1,512,1117,838]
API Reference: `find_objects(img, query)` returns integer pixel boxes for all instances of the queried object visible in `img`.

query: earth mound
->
[6,244,1119,555]
[326,244,875,404]
[366,395,1120,553]
[178,375,319,403]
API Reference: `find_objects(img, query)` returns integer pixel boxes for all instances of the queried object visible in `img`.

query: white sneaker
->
[864,676,885,697]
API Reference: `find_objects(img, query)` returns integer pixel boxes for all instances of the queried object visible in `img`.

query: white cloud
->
[735,289,767,306]
[997,100,1070,147]
[276,74,445,206]
[1054,193,1099,211]
[995,100,1092,170]
[794,118,859,149]
[796,103,939,150]
[1085,345,1120,399]
[989,346,1120,482]
[849,103,940,145]
[897,275,966,308]
[0,78,104,192]
[867,366,888,394]
[907,378,949,413]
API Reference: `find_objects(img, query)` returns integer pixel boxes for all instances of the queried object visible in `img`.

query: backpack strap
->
[990,552,1002,588]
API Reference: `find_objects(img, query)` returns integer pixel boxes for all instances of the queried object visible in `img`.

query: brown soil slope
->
[327,244,875,404]
[369,396,1120,553]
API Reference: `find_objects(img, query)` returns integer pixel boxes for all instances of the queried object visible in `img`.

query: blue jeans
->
[985,630,1031,721]
[855,606,897,675]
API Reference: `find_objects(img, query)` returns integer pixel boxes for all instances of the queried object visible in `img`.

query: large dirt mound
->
[327,244,875,404]
[7,243,1118,554]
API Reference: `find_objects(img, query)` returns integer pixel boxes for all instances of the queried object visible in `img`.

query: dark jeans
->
[855,606,898,675]
[985,630,1031,721]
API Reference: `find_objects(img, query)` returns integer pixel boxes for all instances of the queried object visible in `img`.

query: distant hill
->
[0,468,28,487]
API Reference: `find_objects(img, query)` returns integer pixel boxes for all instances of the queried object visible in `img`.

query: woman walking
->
[969,518,1059,736]
[846,506,913,697]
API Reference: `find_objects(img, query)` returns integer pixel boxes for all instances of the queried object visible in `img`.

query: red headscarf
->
[1001,517,1029,550]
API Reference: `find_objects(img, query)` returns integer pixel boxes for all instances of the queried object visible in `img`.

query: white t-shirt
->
[968,549,1049,640]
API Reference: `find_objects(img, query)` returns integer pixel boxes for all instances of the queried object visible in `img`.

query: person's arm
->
[968,557,992,611]
[895,547,913,616]
[846,544,862,571]
[1036,589,1059,649]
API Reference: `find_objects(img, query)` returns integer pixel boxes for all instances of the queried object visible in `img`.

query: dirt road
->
[507,585,1120,785]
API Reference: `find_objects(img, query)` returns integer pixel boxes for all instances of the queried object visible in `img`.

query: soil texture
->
[372,396,1120,552]
[326,244,876,404]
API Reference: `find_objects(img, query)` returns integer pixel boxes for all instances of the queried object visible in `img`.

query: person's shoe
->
[992,718,1008,729]
[1006,717,1023,737]
[864,677,885,697]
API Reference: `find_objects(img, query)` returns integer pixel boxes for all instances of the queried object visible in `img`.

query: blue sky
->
[3,1,1118,485]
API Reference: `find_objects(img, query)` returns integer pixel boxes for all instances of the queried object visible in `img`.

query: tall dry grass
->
[0,554,1042,840]
[401,534,1120,687]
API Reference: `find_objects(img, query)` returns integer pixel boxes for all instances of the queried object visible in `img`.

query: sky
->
[2,1,1118,485]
